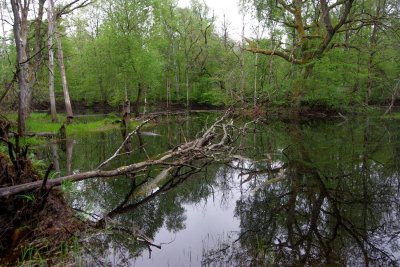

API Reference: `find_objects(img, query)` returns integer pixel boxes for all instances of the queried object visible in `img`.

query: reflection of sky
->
[131,164,248,267]
[130,159,281,266]
[134,194,240,267]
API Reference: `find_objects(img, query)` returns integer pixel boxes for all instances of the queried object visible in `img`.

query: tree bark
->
[66,136,74,175]
[26,0,45,110]
[240,14,246,104]
[254,45,258,107]
[366,0,382,105]
[54,10,73,123]
[133,82,143,117]
[48,0,57,122]
[11,0,30,136]
[185,69,190,108]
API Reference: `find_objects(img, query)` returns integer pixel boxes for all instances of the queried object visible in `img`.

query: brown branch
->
[320,0,334,34]
[277,0,296,14]
[318,0,354,54]
[244,43,305,65]
[56,0,92,19]
[0,72,17,104]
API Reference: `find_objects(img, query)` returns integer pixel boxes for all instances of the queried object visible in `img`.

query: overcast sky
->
[177,0,258,41]
[0,0,260,41]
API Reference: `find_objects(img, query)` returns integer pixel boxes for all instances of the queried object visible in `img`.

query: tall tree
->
[10,0,30,135]
[54,17,74,123]
[48,0,57,122]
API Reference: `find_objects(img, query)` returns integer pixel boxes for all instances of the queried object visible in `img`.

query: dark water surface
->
[37,113,400,266]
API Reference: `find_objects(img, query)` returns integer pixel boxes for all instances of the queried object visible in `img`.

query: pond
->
[36,113,400,266]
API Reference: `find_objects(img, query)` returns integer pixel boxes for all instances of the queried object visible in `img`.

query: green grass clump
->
[381,112,400,119]
[6,112,138,135]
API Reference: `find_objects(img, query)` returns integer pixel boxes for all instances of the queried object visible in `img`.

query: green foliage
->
[61,179,73,193]
[18,244,46,265]
[7,112,136,135]
[381,112,400,119]
[17,192,37,203]
[2,0,399,113]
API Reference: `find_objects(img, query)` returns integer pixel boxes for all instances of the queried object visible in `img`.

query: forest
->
[0,0,400,266]
[1,0,399,122]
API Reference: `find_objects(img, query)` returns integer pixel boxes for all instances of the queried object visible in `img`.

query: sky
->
[0,0,260,41]
[177,0,258,41]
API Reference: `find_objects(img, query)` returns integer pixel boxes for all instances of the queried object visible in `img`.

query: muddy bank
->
[0,146,84,265]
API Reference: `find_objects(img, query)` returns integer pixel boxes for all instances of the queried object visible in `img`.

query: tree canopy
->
[0,0,399,120]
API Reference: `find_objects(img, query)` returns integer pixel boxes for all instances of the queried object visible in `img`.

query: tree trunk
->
[54,12,73,123]
[11,0,30,136]
[133,82,143,117]
[173,46,180,98]
[186,69,190,108]
[48,0,57,122]
[99,76,107,110]
[366,1,381,105]
[122,85,130,127]
[254,47,258,107]
[52,144,60,177]
[26,0,45,110]
[0,2,6,83]
[66,136,74,176]
[240,14,246,104]
[166,75,171,110]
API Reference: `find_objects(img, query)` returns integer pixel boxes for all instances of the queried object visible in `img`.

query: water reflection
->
[204,120,400,266]
[37,115,400,266]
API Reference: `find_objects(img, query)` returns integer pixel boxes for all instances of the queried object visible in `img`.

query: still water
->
[37,113,400,266]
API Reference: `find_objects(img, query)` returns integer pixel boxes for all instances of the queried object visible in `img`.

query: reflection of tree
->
[64,113,223,265]
[66,136,74,175]
[77,163,220,265]
[204,119,400,266]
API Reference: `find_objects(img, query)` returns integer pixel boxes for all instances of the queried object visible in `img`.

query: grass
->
[381,112,400,119]
[4,112,139,136]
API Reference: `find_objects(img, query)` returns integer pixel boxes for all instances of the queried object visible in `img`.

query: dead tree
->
[0,109,247,198]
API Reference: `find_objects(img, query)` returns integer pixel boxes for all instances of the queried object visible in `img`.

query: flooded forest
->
[0,0,400,266]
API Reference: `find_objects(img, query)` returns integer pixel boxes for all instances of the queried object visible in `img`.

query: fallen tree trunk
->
[0,110,235,198]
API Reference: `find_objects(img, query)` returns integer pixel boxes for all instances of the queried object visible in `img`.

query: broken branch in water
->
[0,109,244,198]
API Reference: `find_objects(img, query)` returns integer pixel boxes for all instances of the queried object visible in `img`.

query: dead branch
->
[0,110,240,198]
[97,118,153,170]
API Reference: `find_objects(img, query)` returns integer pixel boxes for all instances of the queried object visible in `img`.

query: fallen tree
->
[0,109,240,198]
